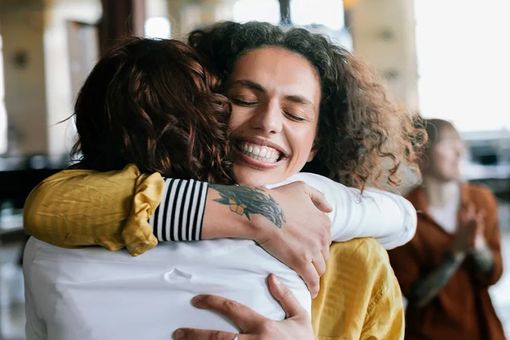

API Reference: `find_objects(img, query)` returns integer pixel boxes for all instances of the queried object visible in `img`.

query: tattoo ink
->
[211,184,285,228]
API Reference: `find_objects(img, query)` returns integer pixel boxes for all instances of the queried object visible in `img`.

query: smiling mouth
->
[236,141,283,164]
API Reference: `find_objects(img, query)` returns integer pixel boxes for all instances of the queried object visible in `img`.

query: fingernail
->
[272,274,281,287]
[191,295,204,306]
[173,329,184,340]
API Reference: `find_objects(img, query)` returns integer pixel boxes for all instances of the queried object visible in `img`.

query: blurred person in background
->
[389,118,505,339]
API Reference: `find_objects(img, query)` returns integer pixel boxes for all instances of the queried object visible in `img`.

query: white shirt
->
[23,172,416,340]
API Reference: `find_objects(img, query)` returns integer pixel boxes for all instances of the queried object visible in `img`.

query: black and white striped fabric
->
[150,178,209,241]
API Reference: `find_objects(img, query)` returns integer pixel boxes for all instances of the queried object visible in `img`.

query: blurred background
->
[0,0,508,339]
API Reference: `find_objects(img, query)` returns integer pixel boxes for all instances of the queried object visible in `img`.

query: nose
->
[249,99,283,134]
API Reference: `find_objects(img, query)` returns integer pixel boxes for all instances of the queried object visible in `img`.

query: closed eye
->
[231,98,258,106]
[283,111,308,122]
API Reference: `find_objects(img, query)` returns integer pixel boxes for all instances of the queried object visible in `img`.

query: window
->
[415,0,510,131]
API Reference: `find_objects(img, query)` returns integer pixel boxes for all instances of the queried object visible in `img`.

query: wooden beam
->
[279,0,291,26]
[98,0,145,56]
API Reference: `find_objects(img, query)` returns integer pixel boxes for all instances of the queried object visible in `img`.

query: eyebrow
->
[229,79,314,107]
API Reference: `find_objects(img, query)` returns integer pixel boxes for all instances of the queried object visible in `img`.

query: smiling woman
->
[190,21,424,189]
[226,46,321,187]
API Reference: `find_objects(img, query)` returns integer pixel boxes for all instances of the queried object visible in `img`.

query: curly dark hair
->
[189,21,425,188]
[71,37,232,183]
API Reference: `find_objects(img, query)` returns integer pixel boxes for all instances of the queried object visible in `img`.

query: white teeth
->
[239,142,280,163]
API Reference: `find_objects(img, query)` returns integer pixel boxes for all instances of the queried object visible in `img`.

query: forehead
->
[438,126,461,141]
[228,46,321,101]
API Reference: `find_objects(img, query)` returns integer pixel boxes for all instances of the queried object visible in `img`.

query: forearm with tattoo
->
[210,184,286,228]
[409,252,465,308]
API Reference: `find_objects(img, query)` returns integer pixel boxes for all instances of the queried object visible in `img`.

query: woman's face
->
[426,127,464,182]
[225,46,321,187]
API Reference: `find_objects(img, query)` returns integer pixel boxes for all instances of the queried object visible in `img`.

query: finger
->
[322,245,330,262]
[173,328,240,340]
[297,262,320,298]
[307,187,332,213]
[466,203,476,219]
[459,203,475,224]
[312,254,326,276]
[191,294,262,331]
[267,274,307,317]
[475,212,485,235]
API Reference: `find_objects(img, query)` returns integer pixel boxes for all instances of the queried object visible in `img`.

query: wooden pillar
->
[98,0,145,56]
[349,0,418,111]
[279,0,291,26]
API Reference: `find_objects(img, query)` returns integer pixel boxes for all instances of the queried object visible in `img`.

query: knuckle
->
[221,299,237,312]
[211,330,226,340]
[321,233,329,246]
[259,319,276,334]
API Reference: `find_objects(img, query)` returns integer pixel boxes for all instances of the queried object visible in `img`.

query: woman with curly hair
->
[23,22,424,340]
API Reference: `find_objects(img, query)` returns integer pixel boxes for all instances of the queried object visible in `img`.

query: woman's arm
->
[284,173,417,249]
[24,165,332,296]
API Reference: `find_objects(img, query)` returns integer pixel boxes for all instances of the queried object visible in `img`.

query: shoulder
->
[328,238,397,291]
[464,182,497,207]
[465,182,495,198]
[291,172,343,188]
[314,238,404,339]
[330,237,389,262]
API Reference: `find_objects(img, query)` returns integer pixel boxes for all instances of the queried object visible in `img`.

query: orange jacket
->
[389,183,505,340]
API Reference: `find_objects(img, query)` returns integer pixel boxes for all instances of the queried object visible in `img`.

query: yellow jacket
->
[24,165,404,339]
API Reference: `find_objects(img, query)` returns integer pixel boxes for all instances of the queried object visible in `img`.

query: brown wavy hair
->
[189,21,426,189]
[71,37,232,183]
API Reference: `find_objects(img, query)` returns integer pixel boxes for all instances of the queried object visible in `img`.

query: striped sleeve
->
[149,178,209,241]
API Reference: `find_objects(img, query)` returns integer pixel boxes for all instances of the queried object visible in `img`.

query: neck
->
[422,176,460,208]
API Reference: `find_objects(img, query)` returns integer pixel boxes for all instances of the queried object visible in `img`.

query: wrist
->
[201,185,261,240]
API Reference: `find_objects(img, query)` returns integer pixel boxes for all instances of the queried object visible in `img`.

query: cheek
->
[291,126,317,157]
[228,110,244,131]
[431,151,458,175]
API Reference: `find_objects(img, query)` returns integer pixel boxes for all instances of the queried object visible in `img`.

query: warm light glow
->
[233,0,280,24]
[415,0,510,132]
[145,17,171,39]
[291,0,344,30]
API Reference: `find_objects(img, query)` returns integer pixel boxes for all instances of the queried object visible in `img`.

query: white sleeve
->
[288,173,417,249]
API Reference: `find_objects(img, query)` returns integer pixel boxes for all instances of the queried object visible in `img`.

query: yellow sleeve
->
[23,164,164,256]
[312,238,405,340]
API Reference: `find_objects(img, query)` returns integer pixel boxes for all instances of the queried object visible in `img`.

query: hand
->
[473,210,487,250]
[173,274,315,340]
[452,204,485,254]
[255,181,332,297]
